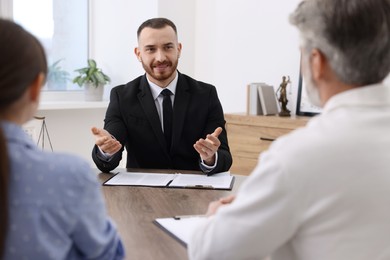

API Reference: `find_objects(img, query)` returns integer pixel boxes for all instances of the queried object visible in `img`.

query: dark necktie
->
[161,89,173,150]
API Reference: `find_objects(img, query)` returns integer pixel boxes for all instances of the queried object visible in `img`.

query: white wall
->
[194,0,302,113]
[89,0,158,93]
[32,108,106,160]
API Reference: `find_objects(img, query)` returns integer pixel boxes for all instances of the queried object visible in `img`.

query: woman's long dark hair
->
[0,18,47,258]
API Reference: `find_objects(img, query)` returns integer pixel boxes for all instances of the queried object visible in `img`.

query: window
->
[1,0,89,92]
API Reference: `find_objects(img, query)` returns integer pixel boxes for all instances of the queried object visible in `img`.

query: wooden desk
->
[98,169,246,260]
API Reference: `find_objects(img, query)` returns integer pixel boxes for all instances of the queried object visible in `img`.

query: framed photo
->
[296,72,322,116]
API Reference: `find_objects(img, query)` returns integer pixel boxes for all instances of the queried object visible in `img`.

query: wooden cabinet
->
[225,114,309,176]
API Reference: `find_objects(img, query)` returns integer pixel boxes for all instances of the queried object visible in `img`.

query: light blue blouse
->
[2,121,124,260]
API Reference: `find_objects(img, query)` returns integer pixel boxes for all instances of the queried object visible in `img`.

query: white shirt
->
[188,81,390,260]
[147,74,177,132]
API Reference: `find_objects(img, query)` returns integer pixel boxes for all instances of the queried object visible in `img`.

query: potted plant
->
[47,59,70,91]
[73,59,111,101]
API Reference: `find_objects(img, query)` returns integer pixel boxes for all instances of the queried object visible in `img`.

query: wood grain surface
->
[98,169,246,260]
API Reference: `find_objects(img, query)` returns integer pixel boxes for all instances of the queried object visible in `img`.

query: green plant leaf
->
[95,71,106,84]
[73,59,110,87]
[88,59,97,69]
[103,74,111,82]
[47,59,70,84]
[91,74,99,87]
[75,67,89,74]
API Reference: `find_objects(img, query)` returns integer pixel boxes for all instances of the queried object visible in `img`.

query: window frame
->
[0,0,92,102]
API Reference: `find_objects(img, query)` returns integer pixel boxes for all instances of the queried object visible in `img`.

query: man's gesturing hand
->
[91,127,122,155]
[193,127,222,166]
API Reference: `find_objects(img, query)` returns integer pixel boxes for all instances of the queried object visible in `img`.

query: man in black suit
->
[91,18,232,175]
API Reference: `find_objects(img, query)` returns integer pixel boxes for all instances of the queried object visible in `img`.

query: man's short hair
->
[137,18,177,39]
[290,0,390,85]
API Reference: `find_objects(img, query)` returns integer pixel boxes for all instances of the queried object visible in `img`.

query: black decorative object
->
[34,116,53,151]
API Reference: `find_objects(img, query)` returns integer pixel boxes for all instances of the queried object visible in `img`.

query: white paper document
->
[103,171,173,186]
[154,216,207,245]
[103,171,234,190]
[169,172,233,189]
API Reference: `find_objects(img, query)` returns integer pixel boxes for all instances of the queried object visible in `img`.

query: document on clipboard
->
[169,172,234,189]
[103,171,173,187]
[154,215,207,246]
[103,171,234,190]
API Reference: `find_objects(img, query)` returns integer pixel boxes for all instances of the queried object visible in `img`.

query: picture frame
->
[295,70,322,116]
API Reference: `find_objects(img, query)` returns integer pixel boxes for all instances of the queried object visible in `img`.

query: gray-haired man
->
[188,0,390,259]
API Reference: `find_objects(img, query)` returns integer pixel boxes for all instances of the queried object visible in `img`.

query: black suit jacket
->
[92,72,232,174]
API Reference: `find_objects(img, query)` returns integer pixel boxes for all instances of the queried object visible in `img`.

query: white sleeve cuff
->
[97,146,114,160]
[200,152,218,171]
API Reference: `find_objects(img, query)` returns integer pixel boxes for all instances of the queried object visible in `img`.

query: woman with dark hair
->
[0,19,124,259]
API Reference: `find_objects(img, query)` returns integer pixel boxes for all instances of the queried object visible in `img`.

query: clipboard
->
[103,171,235,190]
[154,215,207,246]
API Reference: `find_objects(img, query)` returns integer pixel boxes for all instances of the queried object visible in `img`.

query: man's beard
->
[142,59,178,83]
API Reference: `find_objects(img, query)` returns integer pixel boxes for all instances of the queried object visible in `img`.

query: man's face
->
[135,26,182,87]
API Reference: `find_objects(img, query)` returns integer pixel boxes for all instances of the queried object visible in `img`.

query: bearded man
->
[91,18,232,175]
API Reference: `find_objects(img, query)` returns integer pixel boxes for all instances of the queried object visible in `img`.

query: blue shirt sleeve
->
[70,163,125,259]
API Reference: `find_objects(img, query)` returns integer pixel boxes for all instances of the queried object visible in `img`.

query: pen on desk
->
[260,137,275,142]
[173,214,205,220]
[185,185,214,189]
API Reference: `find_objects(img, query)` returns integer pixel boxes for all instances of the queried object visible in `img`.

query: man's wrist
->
[200,152,218,171]
[97,146,115,161]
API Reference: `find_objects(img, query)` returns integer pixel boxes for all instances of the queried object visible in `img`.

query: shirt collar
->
[322,80,390,114]
[1,120,36,149]
[147,72,178,100]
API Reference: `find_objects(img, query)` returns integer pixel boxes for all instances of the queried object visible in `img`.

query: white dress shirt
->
[147,74,178,132]
[188,81,390,260]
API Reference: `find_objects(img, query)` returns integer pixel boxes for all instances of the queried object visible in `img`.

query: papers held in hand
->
[103,171,234,190]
